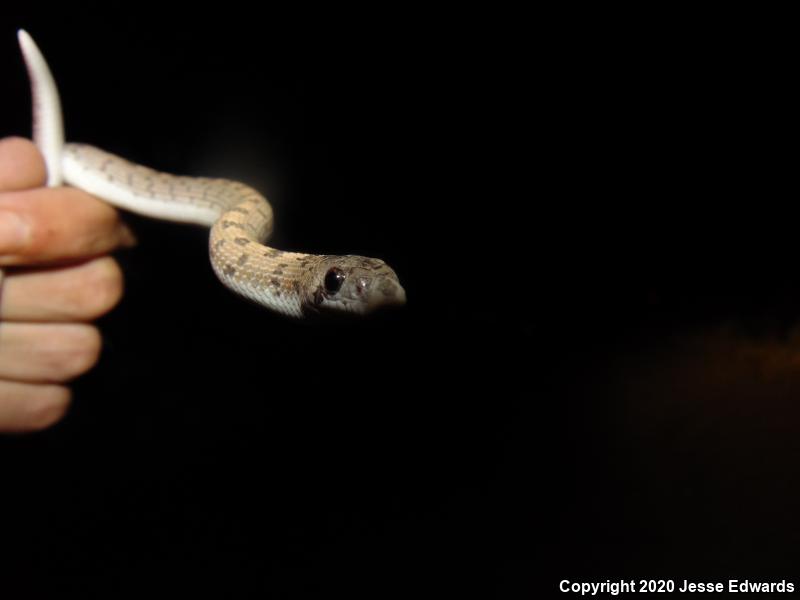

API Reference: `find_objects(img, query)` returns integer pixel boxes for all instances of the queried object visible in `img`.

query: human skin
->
[0,137,134,432]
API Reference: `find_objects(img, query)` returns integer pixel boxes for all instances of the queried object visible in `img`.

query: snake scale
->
[14,30,406,318]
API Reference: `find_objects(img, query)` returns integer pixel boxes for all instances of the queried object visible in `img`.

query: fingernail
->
[0,210,31,253]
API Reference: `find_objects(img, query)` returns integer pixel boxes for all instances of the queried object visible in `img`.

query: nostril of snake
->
[356,278,368,296]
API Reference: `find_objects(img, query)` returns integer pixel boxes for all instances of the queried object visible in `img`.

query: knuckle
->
[66,258,124,319]
[23,385,72,432]
[47,325,103,381]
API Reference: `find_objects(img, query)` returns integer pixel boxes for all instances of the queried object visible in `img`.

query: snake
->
[9,30,405,318]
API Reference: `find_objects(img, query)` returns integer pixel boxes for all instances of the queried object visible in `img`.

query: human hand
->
[0,137,134,432]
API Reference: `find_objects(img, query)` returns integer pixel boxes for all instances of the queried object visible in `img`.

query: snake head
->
[307,255,406,315]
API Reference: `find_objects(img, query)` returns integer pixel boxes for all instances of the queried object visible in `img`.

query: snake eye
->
[324,267,345,294]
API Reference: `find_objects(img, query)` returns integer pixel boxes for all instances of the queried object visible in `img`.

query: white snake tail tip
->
[17,29,64,187]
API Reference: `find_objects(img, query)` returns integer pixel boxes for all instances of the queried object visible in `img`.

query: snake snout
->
[368,278,406,311]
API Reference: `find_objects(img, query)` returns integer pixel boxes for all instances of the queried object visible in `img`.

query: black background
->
[0,10,797,598]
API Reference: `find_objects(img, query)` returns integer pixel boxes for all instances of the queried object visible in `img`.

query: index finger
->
[0,186,136,266]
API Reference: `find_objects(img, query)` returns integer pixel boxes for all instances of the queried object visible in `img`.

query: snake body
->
[16,31,406,318]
